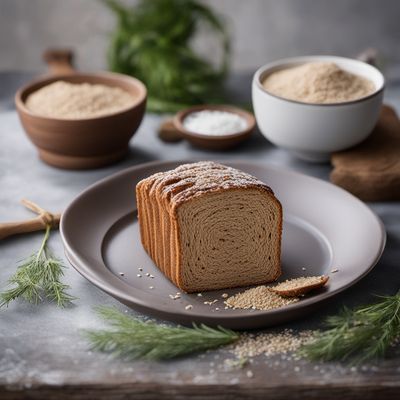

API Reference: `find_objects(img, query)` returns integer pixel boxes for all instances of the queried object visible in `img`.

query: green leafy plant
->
[301,291,400,363]
[84,306,239,360]
[105,0,230,113]
[0,225,75,308]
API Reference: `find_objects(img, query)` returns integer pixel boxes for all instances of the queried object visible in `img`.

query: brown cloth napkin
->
[331,105,400,201]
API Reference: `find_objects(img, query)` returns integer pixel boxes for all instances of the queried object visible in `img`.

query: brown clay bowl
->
[15,71,147,169]
[173,105,255,150]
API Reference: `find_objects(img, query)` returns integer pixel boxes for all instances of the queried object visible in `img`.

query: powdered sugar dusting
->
[141,162,274,209]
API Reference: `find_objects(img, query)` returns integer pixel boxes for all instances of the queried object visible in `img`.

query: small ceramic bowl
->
[252,55,385,162]
[15,59,146,169]
[173,105,255,150]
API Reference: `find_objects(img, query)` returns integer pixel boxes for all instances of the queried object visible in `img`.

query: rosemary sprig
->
[301,291,400,363]
[84,306,239,360]
[0,225,75,308]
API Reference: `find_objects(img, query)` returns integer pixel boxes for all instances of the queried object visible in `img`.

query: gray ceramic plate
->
[60,160,386,329]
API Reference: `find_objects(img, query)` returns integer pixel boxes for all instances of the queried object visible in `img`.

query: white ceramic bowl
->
[252,56,385,162]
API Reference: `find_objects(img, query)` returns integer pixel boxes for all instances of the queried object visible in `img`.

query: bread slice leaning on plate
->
[136,161,282,293]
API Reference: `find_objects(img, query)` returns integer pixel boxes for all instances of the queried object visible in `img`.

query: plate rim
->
[60,159,387,325]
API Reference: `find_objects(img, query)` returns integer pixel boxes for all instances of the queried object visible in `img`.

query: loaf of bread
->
[136,161,282,293]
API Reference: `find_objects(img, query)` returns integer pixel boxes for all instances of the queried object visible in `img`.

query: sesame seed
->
[150,275,155,278]
[228,329,315,359]
[225,286,299,311]
[185,304,193,310]
[119,272,124,276]
[197,293,203,297]
[301,267,307,271]
[145,273,150,277]
[246,370,254,378]
[137,274,142,278]
[331,268,339,273]
[138,267,143,271]
[149,286,154,290]
[204,299,219,306]
[215,307,220,311]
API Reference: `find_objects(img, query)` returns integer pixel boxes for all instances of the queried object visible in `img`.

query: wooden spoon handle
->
[0,214,61,240]
[43,49,75,75]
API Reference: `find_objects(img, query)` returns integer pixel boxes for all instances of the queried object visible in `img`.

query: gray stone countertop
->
[0,72,399,399]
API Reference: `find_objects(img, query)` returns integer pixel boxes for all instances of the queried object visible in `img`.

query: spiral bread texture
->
[136,161,282,292]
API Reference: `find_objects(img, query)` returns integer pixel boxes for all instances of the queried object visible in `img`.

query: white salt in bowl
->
[252,55,385,162]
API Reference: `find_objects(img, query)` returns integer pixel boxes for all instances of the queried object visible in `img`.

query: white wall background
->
[1,0,399,73]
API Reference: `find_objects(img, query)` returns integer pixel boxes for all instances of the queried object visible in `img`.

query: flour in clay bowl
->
[25,80,137,119]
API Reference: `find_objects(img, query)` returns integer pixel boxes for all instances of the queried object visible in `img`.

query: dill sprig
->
[0,225,75,308]
[84,306,239,360]
[301,291,400,363]
[105,0,230,113]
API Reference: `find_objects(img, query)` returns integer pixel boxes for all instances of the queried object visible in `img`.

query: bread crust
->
[136,162,282,292]
[271,275,329,297]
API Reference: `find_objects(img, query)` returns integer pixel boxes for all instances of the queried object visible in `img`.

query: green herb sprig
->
[301,291,400,363]
[1,201,75,308]
[105,0,230,113]
[85,306,239,360]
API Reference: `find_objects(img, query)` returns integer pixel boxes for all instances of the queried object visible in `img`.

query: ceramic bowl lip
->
[253,55,385,107]
[173,104,255,141]
[15,70,147,122]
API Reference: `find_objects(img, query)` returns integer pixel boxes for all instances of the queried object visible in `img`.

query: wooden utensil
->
[0,199,60,240]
